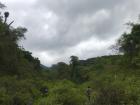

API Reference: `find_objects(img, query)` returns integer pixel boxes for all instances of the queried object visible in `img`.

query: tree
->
[117,22,140,65]
[54,62,70,79]
[21,50,41,70]
[70,56,79,82]
[0,10,31,74]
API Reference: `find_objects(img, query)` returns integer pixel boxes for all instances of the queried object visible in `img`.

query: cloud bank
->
[3,0,140,66]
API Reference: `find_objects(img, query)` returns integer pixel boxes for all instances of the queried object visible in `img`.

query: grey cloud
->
[5,0,140,65]
[21,0,140,52]
[36,0,127,18]
[24,0,130,52]
[22,9,120,52]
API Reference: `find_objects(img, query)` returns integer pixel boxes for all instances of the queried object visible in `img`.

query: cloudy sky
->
[2,0,140,66]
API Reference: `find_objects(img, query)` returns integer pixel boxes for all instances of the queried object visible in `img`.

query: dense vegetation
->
[0,3,140,105]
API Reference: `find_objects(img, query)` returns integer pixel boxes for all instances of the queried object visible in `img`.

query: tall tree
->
[117,22,140,65]
[70,56,79,82]
[0,10,28,74]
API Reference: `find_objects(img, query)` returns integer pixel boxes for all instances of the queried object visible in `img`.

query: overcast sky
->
[2,0,140,66]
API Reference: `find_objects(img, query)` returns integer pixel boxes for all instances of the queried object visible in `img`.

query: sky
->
[2,0,140,66]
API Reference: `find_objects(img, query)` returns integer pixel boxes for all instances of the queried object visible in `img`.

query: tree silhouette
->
[70,56,79,81]
[4,12,9,23]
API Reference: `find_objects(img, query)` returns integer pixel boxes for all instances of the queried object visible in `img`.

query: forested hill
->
[0,2,140,105]
[78,55,121,66]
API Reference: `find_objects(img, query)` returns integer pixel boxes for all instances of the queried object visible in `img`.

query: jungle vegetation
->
[0,2,140,105]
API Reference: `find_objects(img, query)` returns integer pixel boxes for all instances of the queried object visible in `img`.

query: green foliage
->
[95,83,140,105]
[95,86,126,105]
[118,22,140,66]
[0,3,140,105]
[0,10,41,75]
[51,62,70,80]
[0,76,42,105]
[0,5,43,105]
[34,80,86,105]
[70,56,80,82]
[21,50,41,70]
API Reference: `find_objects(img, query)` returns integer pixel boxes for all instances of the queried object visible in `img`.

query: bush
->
[34,80,86,105]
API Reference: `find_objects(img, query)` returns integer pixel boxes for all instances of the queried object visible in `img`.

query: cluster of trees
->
[49,55,90,83]
[117,22,140,66]
[0,4,41,76]
[0,4,44,104]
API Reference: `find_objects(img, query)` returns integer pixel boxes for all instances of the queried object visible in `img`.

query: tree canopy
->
[117,22,140,65]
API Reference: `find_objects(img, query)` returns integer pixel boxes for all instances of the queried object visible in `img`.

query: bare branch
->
[8,20,14,27]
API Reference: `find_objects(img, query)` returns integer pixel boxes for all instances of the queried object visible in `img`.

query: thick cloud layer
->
[3,0,140,66]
